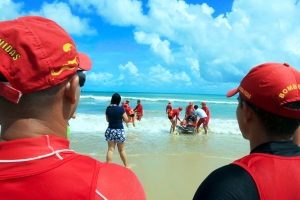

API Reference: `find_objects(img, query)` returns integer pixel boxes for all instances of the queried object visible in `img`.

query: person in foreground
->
[0,16,146,200]
[193,62,300,200]
[105,93,130,168]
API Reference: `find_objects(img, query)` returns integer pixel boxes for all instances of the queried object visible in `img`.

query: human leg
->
[169,119,172,133]
[117,142,130,168]
[132,115,136,127]
[106,141,116,163]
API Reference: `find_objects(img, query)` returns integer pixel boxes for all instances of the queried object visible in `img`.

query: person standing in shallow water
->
[105,93,130,168]
[134,100,143,121]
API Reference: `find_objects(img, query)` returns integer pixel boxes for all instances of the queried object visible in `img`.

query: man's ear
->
[64,75,79,104]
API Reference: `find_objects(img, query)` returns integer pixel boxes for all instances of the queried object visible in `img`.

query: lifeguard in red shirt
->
[201,102,210,130]
[134,100,143,121]
[166,102,172,114]
[124,104,135,127]
[185,102,194,117]
[168,106,183,133]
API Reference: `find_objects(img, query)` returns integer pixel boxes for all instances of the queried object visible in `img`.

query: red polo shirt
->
[0,135,146,200]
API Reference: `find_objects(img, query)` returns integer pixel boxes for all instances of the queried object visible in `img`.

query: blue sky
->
[1,0,300,94]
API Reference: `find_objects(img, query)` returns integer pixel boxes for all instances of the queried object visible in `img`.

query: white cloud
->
[149,64,191,85]
[0,0,23,20]
[42,0,300,92]
[119,62,139,75]
[134,31,174,63]
[88,72,114,85]
[69,0,147,26]
[186,58,200,78]
[29,2,96,36]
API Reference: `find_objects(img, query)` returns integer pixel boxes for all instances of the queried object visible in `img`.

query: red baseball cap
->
[0,16,92,103]
[226,62,300,119]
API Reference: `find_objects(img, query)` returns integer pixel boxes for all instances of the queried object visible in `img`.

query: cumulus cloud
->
[88,72,114,86]
[134,31,174,63]
[7,0,300,93]
[0,0,23,20]
[69,0,147,26]
[119,61,139,75]
[149,65,191,86]
[29,2,96,36]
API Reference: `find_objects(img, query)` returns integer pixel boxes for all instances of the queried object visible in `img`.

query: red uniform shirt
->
[134,104,143,116]
[166,104,172,113]
[124,105,134,115]
[185,105,194,116]
[168,109,180,123]
[233,153,300,200]
[0,135,146,200]
[202,106,210,119]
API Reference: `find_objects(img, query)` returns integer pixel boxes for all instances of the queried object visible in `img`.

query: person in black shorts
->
[193,62,300,200]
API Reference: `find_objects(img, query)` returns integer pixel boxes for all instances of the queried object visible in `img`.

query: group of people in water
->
[166,101,210,134]
[121,99,144,127]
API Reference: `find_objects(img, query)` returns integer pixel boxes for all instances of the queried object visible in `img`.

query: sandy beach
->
[94,134,250,200]
[109,154,234,200]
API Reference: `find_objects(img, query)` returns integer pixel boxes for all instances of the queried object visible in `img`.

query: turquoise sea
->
[70,92,249,160]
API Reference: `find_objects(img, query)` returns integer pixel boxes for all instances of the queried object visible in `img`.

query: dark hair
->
[137,100,140,103]
[194,105,198,109]
[111,93,121,105]
[239,95,300,138]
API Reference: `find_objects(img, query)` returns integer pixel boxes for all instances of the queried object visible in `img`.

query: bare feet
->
[125,165,131,169]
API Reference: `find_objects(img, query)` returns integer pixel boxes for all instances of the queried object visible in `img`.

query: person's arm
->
[193,164,259,200]
[106,115,109,122]
[122,112,128,123]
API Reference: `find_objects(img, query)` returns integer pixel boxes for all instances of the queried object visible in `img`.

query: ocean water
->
[69,92,250,160]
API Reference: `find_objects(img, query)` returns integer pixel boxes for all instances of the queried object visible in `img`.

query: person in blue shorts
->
[105,93,130,168]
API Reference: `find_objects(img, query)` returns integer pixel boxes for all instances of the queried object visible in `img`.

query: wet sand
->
[100,154,239,200]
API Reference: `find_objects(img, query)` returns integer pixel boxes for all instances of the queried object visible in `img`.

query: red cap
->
[226,62,300,119]
[0,16,92,103]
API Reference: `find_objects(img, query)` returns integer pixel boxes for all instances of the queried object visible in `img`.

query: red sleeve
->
[96,163,146,200]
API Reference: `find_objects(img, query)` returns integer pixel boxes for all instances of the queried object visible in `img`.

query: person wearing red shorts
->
[168,106,183,133]
[194,105,208,133]
[201,102,210,130]
[134,100,143,121]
